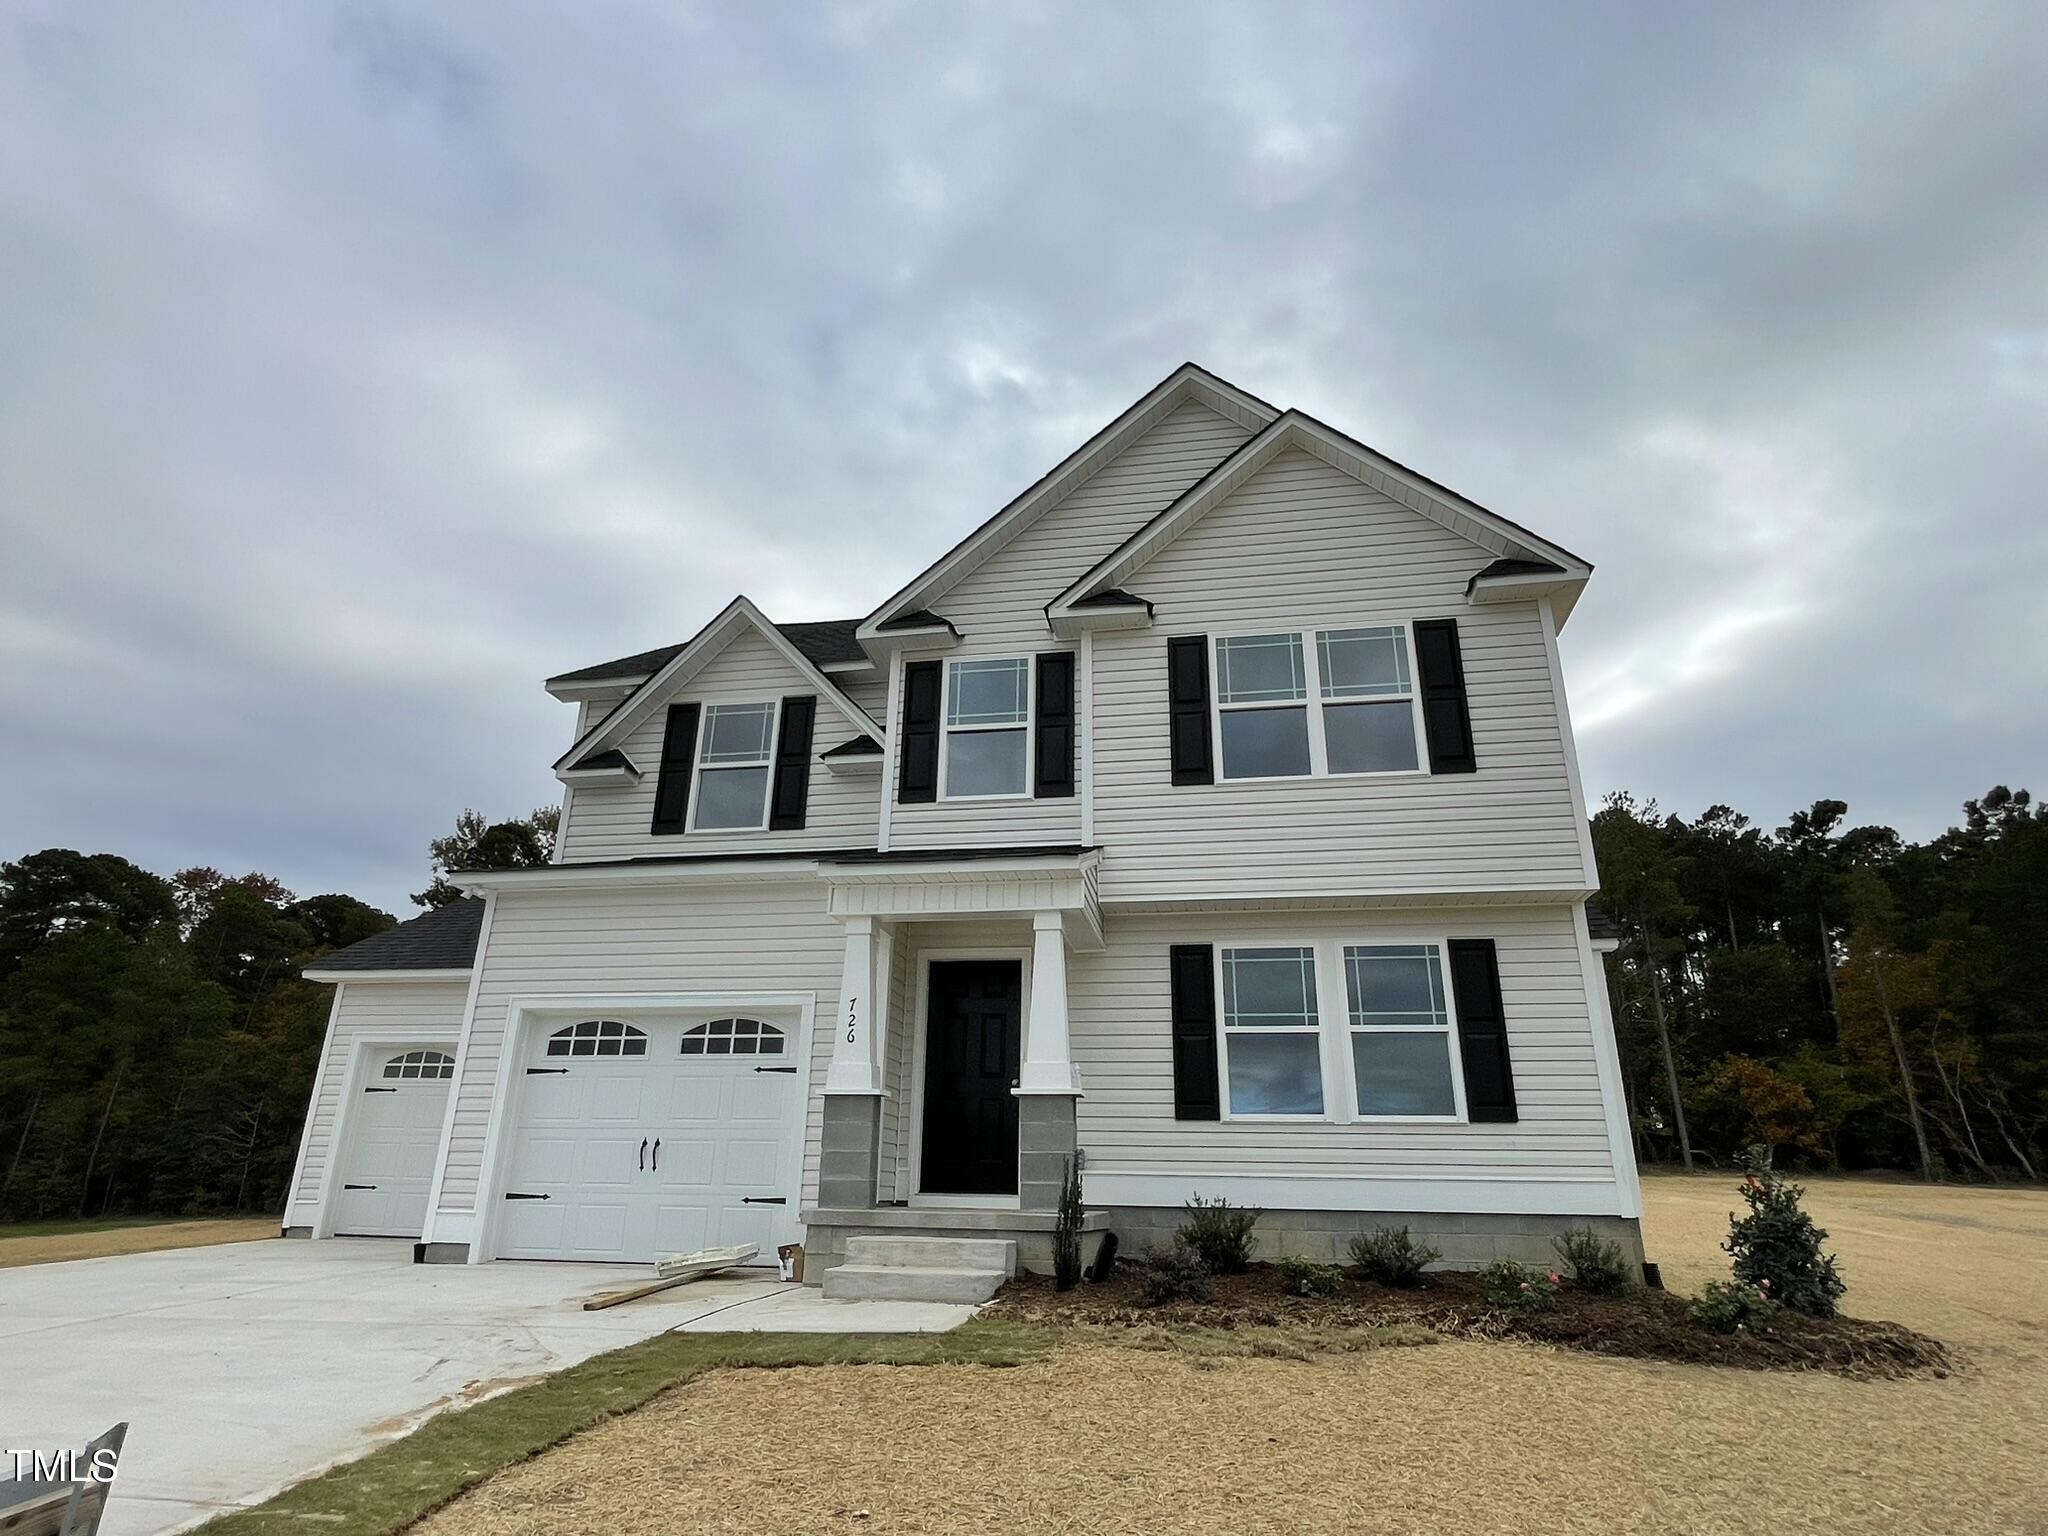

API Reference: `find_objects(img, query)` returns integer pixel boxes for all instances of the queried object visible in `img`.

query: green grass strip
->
[198,1317,1055,1536]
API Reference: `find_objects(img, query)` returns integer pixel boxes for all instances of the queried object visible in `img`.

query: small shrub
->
[1176,1195,1262,1275]
[1138,1241,1212,1305]
[1052,1155,1084,1292]
[1476,1258,1562,1314]
[1275,1255,1343,1298]
[1552,1226,1634,1295]
[1689,1277,1782,1335]
[1347,1225,1442,1288]
[1723,1145,1846,1318]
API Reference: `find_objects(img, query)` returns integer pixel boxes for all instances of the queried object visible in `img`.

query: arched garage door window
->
[545,1019,648,1058]
[679,1018,786,1057]
[383,1049,455,1080]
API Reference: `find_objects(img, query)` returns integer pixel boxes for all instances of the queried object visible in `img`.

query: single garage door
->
[497,1013,803,1264]
[332,1048,456,1237]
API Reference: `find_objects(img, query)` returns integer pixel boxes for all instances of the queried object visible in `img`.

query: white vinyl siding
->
[434,880,845,1211]
[886,399,1251,851]
[558,627,880,861]
[290,978,468,1212]
[1092,445,1587,902]
[1065,905,1617,1198]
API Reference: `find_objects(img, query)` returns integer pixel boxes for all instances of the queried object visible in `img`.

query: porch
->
[800,849,1109,1282]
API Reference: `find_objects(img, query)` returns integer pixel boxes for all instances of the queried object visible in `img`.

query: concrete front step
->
[821,1262,1007,1304]
[843,1235,1017,1276]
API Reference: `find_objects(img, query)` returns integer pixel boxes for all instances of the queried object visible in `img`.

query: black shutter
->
[1448,938,1517,1122]
[1169,943,1221,1120]
[767,696,816,830]
[897,659,942,804]
[1033,650,1076,799]
[1414,618,1477,774]
[1166,635,1213,786]
[648,703,701,836]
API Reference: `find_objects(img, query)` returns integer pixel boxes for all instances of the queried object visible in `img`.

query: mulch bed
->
[988,1264,1953,1380]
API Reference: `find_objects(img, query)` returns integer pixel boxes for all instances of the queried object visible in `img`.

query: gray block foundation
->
[1100,1206,1646,1272]
[413,1241,471,1265]
[1016,1095,1079,1211]
[817,1094,884,1210]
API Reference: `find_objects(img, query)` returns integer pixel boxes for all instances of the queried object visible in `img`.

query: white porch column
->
[1018,911,1083,1095]
[825,915,886,1095]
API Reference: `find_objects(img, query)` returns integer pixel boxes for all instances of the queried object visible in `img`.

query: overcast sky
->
[3,2,2044,917]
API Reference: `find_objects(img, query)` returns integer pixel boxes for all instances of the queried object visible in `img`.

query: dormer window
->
[942,658,1031,798]
[691,702,778,830]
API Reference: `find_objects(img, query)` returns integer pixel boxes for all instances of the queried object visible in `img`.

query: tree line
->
[1,789,2039,1224]
[1594,786,2045,1180]
[0,810,556,1223]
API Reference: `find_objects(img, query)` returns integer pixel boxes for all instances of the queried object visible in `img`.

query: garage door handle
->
[343,1183,377,1191]
[741,1197,786,1205]
[753,1066,798,1074]
[639,1137,648,1171]
[651,1139,660,1171]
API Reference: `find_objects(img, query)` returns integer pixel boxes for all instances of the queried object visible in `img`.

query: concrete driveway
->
[0,1237,786,1536]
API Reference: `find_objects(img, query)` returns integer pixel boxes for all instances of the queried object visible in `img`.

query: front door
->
[921,960,1023,1196]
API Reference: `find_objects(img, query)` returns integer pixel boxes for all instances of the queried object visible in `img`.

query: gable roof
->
[551,596,884,778]
[1048,410,1595,626]
[856,362,1278,641]
[549,617,866,694]
[303,897,483,976]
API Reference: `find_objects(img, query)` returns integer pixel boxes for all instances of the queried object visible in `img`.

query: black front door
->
[921,960,1023,1196]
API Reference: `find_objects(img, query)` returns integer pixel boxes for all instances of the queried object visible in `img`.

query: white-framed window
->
[1213,937,1470,1123]
[942,657,1030,798]
[679,1017,787,1056]
[690,701,779,831]
[1344,945,1461,1118]
[1212,625,1422,781]
[545,1019,649,1058]
[382,1049,454,1080]
[1218,945,1326,1117]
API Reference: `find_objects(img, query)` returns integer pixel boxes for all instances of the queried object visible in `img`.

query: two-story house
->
[285,364,1643,1295]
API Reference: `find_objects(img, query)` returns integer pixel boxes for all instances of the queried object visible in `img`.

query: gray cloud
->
[2,0,2044,913]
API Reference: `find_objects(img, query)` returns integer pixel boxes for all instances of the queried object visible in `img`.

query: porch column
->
[819,916,888,1211]
[1019,912,1082,1095]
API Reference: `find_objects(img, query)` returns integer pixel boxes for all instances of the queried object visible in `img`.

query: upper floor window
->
[1213,626,1420,781]
[692,702,778,830]
[943,658,1030,798]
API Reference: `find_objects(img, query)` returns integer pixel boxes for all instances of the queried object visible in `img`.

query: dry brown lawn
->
[0,1215,275,1268]
[416,1174,2048,1536]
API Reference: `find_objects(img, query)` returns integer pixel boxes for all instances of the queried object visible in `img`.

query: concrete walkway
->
[0,1238,870,1535]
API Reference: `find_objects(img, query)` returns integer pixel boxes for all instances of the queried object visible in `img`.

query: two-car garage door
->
[496,1013,804,1264]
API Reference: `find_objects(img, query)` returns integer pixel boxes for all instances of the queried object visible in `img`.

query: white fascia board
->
[553,596,883,773]
[300,967,475,984]
[556,759,641,788]
[1470,569,1589,627]
[544,678,643,704]
[1049,411,1592,619]
[456,859,827,894]
[857,363,1278,641]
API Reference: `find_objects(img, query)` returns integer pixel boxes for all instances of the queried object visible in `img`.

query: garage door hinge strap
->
[741,1196,787,1205]
[526,1067,570,1076]
[504,1191,551,1201]
[364,1086,397,1093]
[753,1066,798,1074]
[343,1183,377,1190]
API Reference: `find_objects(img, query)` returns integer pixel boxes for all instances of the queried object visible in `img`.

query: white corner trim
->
[283,983,346,1214]
[420,890,497,1247]
[1574,900,1645,1220]
[301,967,475,984]
[1538,595,1601,890]
[1078,628,1096,846]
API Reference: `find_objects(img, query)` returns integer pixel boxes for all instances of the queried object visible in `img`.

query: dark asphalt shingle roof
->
[1068,588,1151,609]
[1467,557,1566,595]
[308,898,484,974]
[819,733,883,758]
[567,749,633,772]
[548,617,869,687]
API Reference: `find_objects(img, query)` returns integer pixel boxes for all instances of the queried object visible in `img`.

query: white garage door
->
[496,1014,803,1264]
[333,1049,455,1238]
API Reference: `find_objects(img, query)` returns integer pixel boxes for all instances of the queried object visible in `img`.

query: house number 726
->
[846,996,858,1044]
